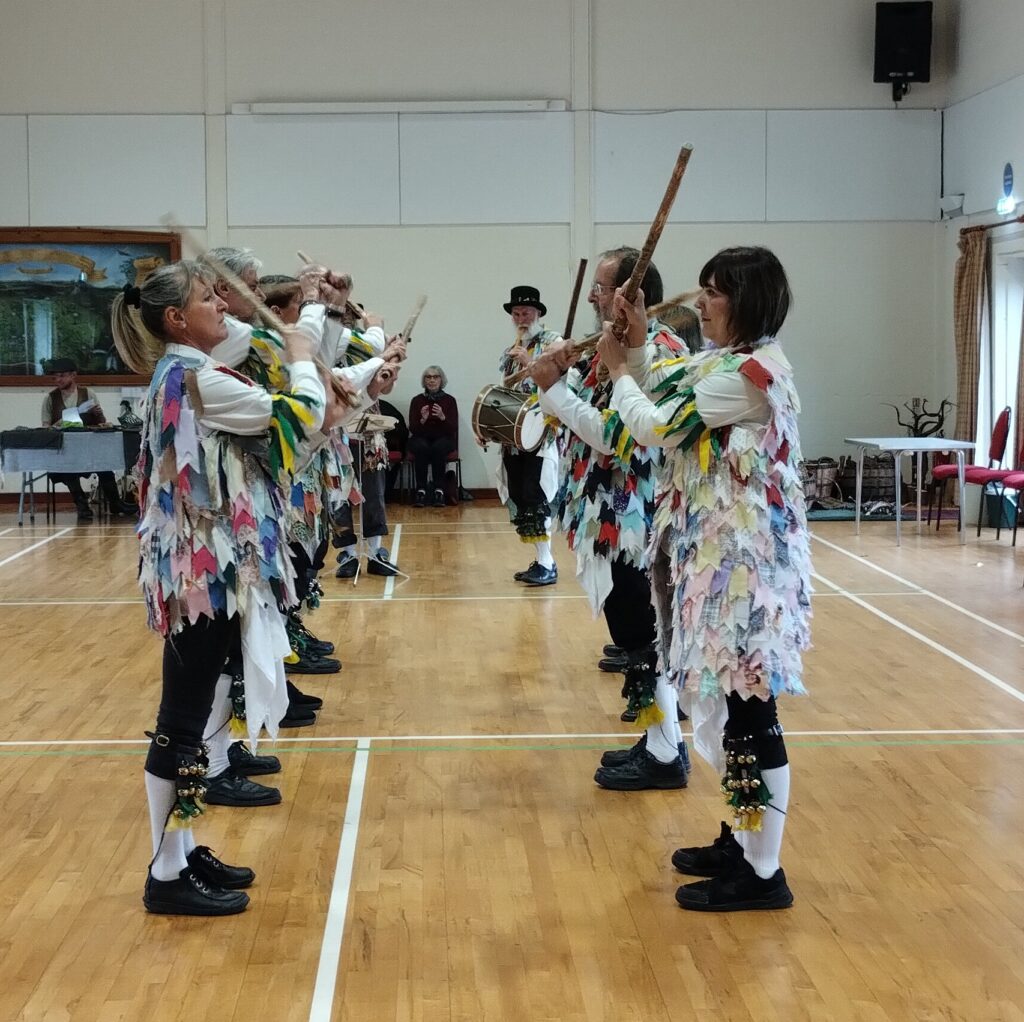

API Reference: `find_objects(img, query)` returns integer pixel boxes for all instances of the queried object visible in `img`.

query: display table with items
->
[0,427,141,525]
[843,437,976,546]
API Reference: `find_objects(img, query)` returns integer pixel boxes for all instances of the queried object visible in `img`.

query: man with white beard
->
[496,285,561,586]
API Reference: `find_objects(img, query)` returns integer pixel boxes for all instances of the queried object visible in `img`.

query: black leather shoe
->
[514,561,538,582]
[111,501,139,516]
[228,740,282,776]
[186,845,255,889]
[285,652,342,674]
[413,489,427,508]
[367,549,400,577]
[335,555,358,579]
[620,705,638,723]
[602,644,623,657]
[594,749,688,790]
[432,488,445,507]
[280,708,317,728]
[600,735,647,767]
[76,504,94,522]
[521,563,557,586]
[286,680,323,710]
[672,821,744,877]
[598,654,628,673]
[288,613,335,656]
[204,770,282,806]
[675,861,793,912]
[143,868,249,915]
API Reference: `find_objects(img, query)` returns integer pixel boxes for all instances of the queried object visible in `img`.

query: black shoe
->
[620,705,637,723]
[598,654,628,673]
[678,704,688,722]
[671,821,744,877]
[288,612,335,656]
[603,644,623,657]
[594,749,688,790]
[111,501,139,516]
[286,680,323,711]
[367,549,400,577]
[521,563,557,586]
[203,770,282,806]
[335,554,358,579]
[432,489,445,507]
[514,561,539,582]
[144,868,250,916]
[279,708,317,728]
[675,861,794,912]
[413,489,427,508]
[228,740,282,776]
[600,734,647,767]
[76,504,94,522]
[285,652,342,674]
[186,845,255,889]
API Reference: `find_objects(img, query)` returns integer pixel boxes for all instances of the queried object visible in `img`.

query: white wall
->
[0,0,971,488]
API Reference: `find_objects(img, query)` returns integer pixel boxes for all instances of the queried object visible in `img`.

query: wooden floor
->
[1,502,1023,1021]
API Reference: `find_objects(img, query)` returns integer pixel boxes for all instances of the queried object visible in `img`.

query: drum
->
[471,385,546,452]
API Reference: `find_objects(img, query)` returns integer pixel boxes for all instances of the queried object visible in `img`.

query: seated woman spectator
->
[408,366,458,507]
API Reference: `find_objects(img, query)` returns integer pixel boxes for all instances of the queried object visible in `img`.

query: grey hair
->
[422,364,447,389]
[111,260,216,374]
[201,246,263,279]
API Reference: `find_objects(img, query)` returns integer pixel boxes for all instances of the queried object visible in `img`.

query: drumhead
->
[516,405,546,452]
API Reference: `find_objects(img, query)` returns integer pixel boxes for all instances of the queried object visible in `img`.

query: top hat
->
[503,285,546,317]
[49,358,78,374]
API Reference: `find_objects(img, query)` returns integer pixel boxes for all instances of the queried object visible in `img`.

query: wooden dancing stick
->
[296,249,363,321]
[562,257,588,339]
[609,143,693,342]
[161,217,360,407]
[400,294,428,343]
[503,289,700,386]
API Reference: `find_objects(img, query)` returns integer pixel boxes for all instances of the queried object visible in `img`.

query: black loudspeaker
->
[874,2,932,85]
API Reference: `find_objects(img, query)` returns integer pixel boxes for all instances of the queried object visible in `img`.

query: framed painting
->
[0,227,180,386]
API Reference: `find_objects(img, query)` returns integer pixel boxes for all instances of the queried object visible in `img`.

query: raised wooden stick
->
[400,294,428,343]
[161,218,360,407]
[562,257,588,339]
[610,144,693,341]
[503,289,700,386]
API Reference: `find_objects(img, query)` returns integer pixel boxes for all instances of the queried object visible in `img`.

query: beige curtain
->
[952,231,990,441]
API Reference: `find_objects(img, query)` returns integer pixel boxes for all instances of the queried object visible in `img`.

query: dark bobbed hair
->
[698,246,791,345]
[260,275,301,310]
[600,246,664,306]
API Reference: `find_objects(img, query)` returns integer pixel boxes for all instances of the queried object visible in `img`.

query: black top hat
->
[503,285,546,317]
[49,358,78,374]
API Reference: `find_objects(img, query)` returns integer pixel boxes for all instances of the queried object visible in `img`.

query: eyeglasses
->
[589,282,616,295]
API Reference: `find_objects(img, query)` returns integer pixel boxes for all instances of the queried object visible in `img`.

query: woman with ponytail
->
[112,260,333,915]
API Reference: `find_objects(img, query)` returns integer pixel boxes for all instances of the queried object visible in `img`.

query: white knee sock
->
[535,537,554,569]
[145,771,190,881]
[366,535,383,555]
[646,674,683,763]
[738,763,790,878]
[342,543,357,559]
[204,672,234,778]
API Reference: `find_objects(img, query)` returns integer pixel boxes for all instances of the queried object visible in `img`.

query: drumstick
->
[503,289,700,386]
[562,257,588,339]
[161,217,360,407]
[400,294,428,343]
[297,249,363,320]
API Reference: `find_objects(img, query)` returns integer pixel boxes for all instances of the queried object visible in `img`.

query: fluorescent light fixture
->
[232,100,569,115]
[996,195,1017,215]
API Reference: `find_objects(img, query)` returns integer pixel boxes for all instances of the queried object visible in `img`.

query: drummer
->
[496,286,561,586]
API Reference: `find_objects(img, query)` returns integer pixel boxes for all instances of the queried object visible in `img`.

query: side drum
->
[471,385,545,452]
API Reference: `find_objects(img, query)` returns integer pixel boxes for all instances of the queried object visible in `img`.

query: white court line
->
[812,532,1024,644]
[0,527,14,537]
[813,569,1024,707]
[308,736,371,1022]
[0,528,72,569]
[393,529,514,534]
[383,523,402,599]
[6,727,1024,748]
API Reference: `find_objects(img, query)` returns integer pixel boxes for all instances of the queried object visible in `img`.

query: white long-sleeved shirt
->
[611,345,769,448]
[209,304,330,370]
[164,342,326,435]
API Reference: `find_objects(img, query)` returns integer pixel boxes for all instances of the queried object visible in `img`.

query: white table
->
[843,437,977,546]
[1,430,132,525]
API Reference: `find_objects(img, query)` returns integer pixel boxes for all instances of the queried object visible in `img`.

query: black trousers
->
[724,692,788,769]
[146,615,240,779]
[602,554,657,654]
[50,471,120,505]
[332,465,388,544]
[408,436,456,491]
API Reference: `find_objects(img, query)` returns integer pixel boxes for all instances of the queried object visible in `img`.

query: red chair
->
[928,407,1012,535]
[998,470,1024,546]
[400,450,462,504]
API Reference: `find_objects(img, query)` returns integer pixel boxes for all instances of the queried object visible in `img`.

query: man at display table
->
[40,358,137,522]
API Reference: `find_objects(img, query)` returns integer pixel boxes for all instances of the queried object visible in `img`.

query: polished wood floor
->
[1,503,1023,1021]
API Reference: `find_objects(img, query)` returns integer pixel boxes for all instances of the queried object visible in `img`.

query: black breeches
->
[602,555,657,654]
[724,692,788,769]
